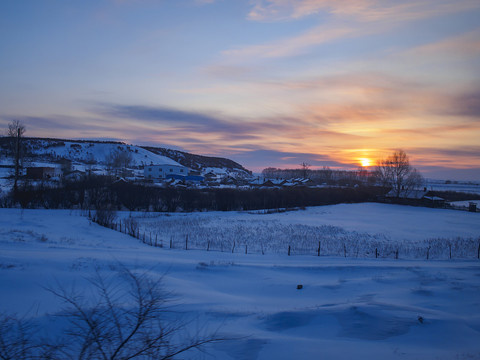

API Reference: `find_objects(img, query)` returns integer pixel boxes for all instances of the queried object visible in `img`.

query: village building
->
[144,164,188,181]
[385,188,445,207]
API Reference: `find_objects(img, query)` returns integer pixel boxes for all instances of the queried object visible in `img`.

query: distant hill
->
[142,146,251,175]
[0,137,251,176]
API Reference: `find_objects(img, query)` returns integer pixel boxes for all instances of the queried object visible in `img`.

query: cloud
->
[225,0,480,61]
[248,0,480,22]
[405,28,480,58]
[0,115,102,133]
[446,89,480,118]
[95,103,362,140]
[228,149,345,172]
[222,24,358,60]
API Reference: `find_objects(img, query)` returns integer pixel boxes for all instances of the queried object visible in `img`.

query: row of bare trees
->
[263,150,424,198]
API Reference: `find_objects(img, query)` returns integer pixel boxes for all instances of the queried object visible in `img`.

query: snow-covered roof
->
[386,189,428,199]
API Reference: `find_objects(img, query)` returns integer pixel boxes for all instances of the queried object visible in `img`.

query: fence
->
[90,213,480,261]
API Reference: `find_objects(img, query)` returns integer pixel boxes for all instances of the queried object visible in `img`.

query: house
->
[423,195,446,207]
[385,188,445,207]
[296,178,315,187]
[220,176,238,186]
[385,188,428,200]
[203,171,218,182]
[185,175,205,183]
[144,164,189,181]
[64,169,86,181]
[26,167,61,180]
[248,178,263,187]
[270,179,286,186]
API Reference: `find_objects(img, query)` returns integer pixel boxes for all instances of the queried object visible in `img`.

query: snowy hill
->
[142,145,252,176]
[0,137,251,176]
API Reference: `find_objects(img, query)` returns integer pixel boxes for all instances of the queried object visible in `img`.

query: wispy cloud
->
[403,28,480,59]
[248,0,480,22]
[222,24,358,60]
[223,0,480,62]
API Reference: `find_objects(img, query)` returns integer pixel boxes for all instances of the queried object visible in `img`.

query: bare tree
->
[0,313,36,360]
[5,120,26,198]
[106,148,134,177]
[376,150,423,197]
[6,120,26,138]
[47,267,225,360]
[300,162,311,179]
[0,267,226,360]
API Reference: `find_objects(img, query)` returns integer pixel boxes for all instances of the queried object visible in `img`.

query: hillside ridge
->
[0,136,250,175]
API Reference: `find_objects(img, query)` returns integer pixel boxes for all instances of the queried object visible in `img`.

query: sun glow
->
[360,158,371,167]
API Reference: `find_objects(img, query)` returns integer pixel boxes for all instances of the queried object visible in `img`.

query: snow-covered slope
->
[0,137,250,176]
[23,138,182,167]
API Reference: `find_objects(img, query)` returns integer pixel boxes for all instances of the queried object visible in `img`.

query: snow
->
[1,205,480,359]
[124,203,480,259]
[29,140,181,167]
[451,200,480,208]
[425,180,480,194]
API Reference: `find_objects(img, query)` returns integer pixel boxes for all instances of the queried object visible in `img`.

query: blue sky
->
[1,0,479,179]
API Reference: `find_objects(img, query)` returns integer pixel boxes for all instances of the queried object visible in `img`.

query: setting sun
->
[360,158,371,167]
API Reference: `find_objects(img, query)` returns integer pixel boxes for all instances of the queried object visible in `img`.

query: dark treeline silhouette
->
[1,175,383,211]
[262,167,375,186]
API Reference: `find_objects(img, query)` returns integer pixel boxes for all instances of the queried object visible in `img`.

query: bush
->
[94,207,117,228]
[123,216,139,237]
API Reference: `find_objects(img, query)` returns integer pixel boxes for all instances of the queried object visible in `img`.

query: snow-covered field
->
[1,205,479,359]
[425,180,480,195]
[128,203,480,260]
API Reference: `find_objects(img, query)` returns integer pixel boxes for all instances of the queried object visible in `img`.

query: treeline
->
[262,167,376,186]
[1,176,383,211]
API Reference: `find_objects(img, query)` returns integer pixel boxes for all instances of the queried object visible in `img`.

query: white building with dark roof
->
[144,164,188,180]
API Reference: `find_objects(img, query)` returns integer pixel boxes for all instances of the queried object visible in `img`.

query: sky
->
[0,0,479,180]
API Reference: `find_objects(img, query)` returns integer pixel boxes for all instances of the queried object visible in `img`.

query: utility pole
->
[13,128,21,198]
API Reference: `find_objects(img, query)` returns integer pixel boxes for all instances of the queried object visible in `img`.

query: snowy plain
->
[0,204,479,359]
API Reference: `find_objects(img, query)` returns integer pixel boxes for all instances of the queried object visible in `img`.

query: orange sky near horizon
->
[0,0,479,179]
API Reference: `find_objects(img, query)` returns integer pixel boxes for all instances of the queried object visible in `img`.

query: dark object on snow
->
[417,316,424,324]
[469,202,477,212]
[297,284,303,290]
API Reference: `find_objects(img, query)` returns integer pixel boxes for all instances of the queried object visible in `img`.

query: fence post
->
[449,244,452,260]
[185,234,188,250]
[245,245,247,254]
[170,236,172,249]
[155,234,158,247]
[395,249,399,260]
[288,245,291,256]
[375,248,378,259]
[232,241,235,253]
[427,246,430,260]
[317,241,320,257]
[207,240,210,251]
